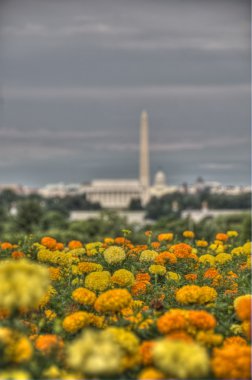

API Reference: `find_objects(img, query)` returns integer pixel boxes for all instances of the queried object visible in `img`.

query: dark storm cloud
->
[0,0,250,186]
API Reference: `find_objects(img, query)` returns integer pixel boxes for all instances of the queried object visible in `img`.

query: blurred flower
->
[176,285,217,305]
[139,250,158,262]
[103,246,126,264]
[234,295,251,321]
[183,230,195,239]
[149,265,166,276]
[68,240,83,249]
[72,287,96,306]
[95,289,132,313]
[62,311,92,333]
[111,269,135,287]
[166,271,181,281]
[85,271,111,291]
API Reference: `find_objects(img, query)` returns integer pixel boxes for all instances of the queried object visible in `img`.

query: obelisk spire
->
[139,110,150,188]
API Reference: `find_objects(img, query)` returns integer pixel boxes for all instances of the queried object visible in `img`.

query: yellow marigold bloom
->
[183,230,195,238]
[85,271,111,291]
[157,309,188,335]
[37,285,57,308]
[196,330,223,347]
[104,237,114,244]
[68,248,86,256]
[166,271,181,281]
[0,328,33,364]
[196,240,208,247]
[157,233,174,242]
[72,287,96,306]
[0,370,31,380]
[62,311,92,333]
[149,265,166,276]
[67,329,123,376]
[0,260,50,312]
[211,343,251,379]
[78,261,103,273]
[37,249,77,266]
[103,246,126,264]
[243,241,251,255]
[227,230,238,237]
[231,246,244,256]
[139,250,158,262]
[215,253,232,264]
[153,339,210,379]
[95,289,132,313]
[234,295,251,321]
[176,285,217,305]
[111,269,135,287]
[138,367,165,380]
[44,309,57,321]
[106,327,139,355]
[199,254,215,266]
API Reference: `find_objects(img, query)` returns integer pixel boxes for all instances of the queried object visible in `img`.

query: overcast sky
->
[0,0,250,187]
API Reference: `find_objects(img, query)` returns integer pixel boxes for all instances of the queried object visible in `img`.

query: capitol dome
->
[154,170,167,187]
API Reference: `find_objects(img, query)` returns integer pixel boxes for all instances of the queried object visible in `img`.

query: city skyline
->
[0,0,250,187]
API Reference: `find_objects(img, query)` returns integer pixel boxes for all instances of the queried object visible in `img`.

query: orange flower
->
[11,251,25,260]
[170,243,192,258]
[131,281,149,296]
[184,273,197,282]
[166,331,193,342]
[155,251,177,265]
[157,233,174,242]
[68,240,83,249]
[157,309,188,334]
[41,237,57,250]
[144,231,152,237]
[48,267,61,281]
[55,242,64,250]
[204,268,220,279]
[151,241,161,249]
[223,336,247,346]
[35,334,64,355]
[234,295,251,321]
[136,273,151,282]
[114,237,130,245]
[1,242,13,250]
[215,233,228,242]
[140,341,155,365]
[188,310,216,330]
[94,289,132,313]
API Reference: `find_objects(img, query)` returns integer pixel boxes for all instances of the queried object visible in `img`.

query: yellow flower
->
[176,285,217,305]
[44,309,57,321]
[0,260,50,312]
[227,230,238,238]
[38,286,57,308]
[199,254,215,266]
[196,240,208,247]
[166,271,181,281]
[95,289,132,313]
[103,246,126,264]
[72,287,96,306]
[67,329,123,376]
[111,269,135,287]
[0,328,33,364]
[231,247,244,256]
[196,330,223,347]
[149,265,166,276]
[138,367,165,380]
[0,370,31,380]
[62,311,92,333]
[106,327,139,355]
[85,271,111,291]
[243,242,251,255]
[153,339,210,379]
[78,261,103,273]
[140,250,158,262]
[183,231,195,239]
[215,253,232,264]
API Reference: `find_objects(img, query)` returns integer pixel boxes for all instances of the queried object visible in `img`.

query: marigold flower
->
[139,250,158,262]
[184,273,197,282]
[35,334,64,355]
[215,253,232,264]
[199,254,215,266]
[170,243,193,258]
[157,309,188,334]
[151,241,161,249]
[196,330,223,347]
[62,311,92,333]
[234,295,251,321]
[135,273,151,282]
[166,331,193,342]
[111,269,135,287]
[155,251,177,265]
[183,230,195,238]
[196,240,208,247]
[85,271,111,291]
[44,309,57,320]
[68,240,83,249]
[1,242,13,250]
[153,339,210,379]
[223,336,247,346]
[103,246,126,264]
[166,271,180,281]
[78,261,103,273]
[241,320,251,340]
[243,242,251,255]
[0,328,33,364]
[211,343,251,379]
[227,230,238,238]
[203,268,220,279]
[95,289,132,313]
[158,233,174,242]
[215,233,228,242]
[140,341,155,365]
[0,260,50,312]
[106,327,139,355]
[176,285,217,305]
[11,251,26,260]
[48,267,61,281]
[41,237,57,250]
[149,264,166,276]
[131,281,149,296]
[188,310,216,330]
[72,287,96,306]
[55,242,64,250]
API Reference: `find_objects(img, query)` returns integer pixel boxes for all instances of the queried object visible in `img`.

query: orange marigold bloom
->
[211,344,251,379]
[131,281,149,296]
[62,311,91,333]
[158,233,174,242]
[188,310,216,330]
[135,273,151,282]
[55,242,64,250]
[242,321,251,341]
[11,251,25,260]
[114,237,130,245]
[184,273,197,282]
[234,295,251,321]
[165,331,193,342]
[183,230,195,239]
[78,262,103,273]
[170,243,192,258]
[157,309,188,334]
[1,242,13,250]
[48,267,61,281]
[94,289,132,313]
[68,240,83,249]
[151,241,161,249]
[144,230,152,237]
[155,251,177,265]
[138,367,165,380]
[140,341,155,365]
[40,237,57,250]
[204,268,220,279]
[72,287,96,306]
[35,334,64,355]
[223,336,247,346]
[215,233,228,242]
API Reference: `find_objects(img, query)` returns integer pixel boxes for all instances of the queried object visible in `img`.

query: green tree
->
[14,200,44,233]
